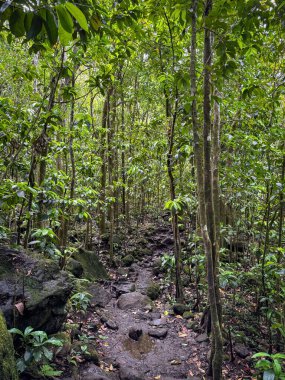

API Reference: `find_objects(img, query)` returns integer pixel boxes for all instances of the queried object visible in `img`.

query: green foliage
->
[252,352,285,380]
[9,326,63,376]
[70,292,92,313]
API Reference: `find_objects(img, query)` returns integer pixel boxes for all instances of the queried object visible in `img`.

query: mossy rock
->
[0,312,18,380]
[146,283,161,301]
[183,311,194,320]
[122,254,135,267]
[52,331,72,357]
[72,341,99,365]
[173,303,191,316]
[73,248,108,281]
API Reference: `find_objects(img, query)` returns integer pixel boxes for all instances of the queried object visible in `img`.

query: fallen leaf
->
[178,332,188,338]
[14,302,24,315]
[176,315,183,319]
[154,376,161,379]
[170,359,182,365]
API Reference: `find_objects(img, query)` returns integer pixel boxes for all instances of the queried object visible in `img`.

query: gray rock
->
[149,312,161,320]
[162,237,174,245]
[195,333,209,343]
[106,320,118,331]
[117,292,151,310]
[148,328,168,339]
[88,284,112,308]
[0,246,72,333]
[149,318,166,327]
[112,283,135,297]
[235,343,250,358]
[66,258,83,277]
[119,367,144,380]
[80,363,111,380]
[129,327,142,341]
[173,303,190,315]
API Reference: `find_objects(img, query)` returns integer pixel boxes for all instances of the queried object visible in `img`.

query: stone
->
[80,363,111,380]
[106,320,118,331]
[148,328,168,339]
[149,318,166,327]
[72,341,99,365]
[122,254,135,267]
[183,311,194,320]
[149,312,161,320]
[73,248,108,280]
[112,283,135,297]
[0,246,73,333]
[146,283,161,300]
[66,258,83,278]
[173,303,191,316]
[0,312,18,380]
[119,367,144,380]
[195,333,209,343]
[88,284,112,308]
[162,237,174,245]
[235,343,250,358]
[117,292,151,310]
[128,327,142,341]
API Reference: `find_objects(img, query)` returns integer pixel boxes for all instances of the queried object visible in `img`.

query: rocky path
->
[73,224,210,380]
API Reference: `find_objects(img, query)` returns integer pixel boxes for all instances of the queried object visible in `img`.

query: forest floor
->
[56,221,255,380]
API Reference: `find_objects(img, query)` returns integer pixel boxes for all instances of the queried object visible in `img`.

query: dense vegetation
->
[0,0,284,379]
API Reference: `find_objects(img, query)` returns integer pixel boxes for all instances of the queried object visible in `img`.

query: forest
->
[0,0,284,379]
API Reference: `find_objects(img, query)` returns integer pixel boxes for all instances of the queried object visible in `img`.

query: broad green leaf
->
[9,10,25,37]
[56,4,73,33]
[58,22,72,46]
[44,10,58,45]
[27,15,43,40]
[252,352,271,358]
[65,2,88,31]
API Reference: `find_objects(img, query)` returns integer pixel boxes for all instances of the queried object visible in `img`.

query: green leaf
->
[58,22,72,46]
[44,10,58,45]
[9,10,25,37]
[65,2,88,31]
[252,352,271,358]
[27,15,43,40]
[9,327,24,336]
[56,4,73,33]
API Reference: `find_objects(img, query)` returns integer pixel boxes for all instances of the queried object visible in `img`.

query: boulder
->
[148,328,168,339]
[88,284,112,308]
[173,303,191,316]
[73,248,108,281]
[235,343,250,358]
[66,258,83,278]
[0,246,73,333]
[122,254,135,267]
[0,312,18,380]
[117,292,151,310]
[146,283,161,300]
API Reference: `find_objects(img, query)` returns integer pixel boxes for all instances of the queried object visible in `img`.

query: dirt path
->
[74,224,209,380]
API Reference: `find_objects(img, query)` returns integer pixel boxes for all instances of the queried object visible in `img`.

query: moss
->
[122,254,135,267]
[73,248,108,280]
[0,312,19,380]
[183,311,194,320]
[146,283,161,300]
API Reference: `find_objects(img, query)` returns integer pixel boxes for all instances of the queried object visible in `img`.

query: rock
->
[117,292,151,310]
[52,331,72,357]
[187,321,200,332]
[195,333,209,343]
[149,318,166,327]
[128,327,142,341]
[119,367,144,380]
[73,248,108,280]
[0,246,73,333]
[173,303,190,316]
[235,343,250,358]
[162,237,174,245]
[122,254,135,267]
[112,283,135,297]
[106,320,118,331]
[183,311,194,320]
[88,284,112,308]
[0,312,18,380]
[72,341,99,365]
[80,363,111,380]
[149,312,161,320]
[148,328,168,339]
[146,283,161,300]
[66,258,83,278]
[117,267,128,276]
